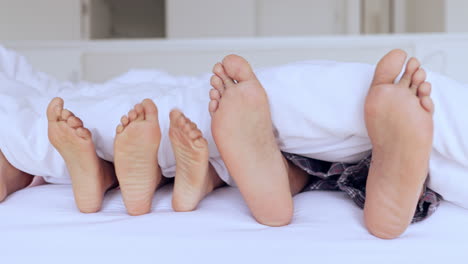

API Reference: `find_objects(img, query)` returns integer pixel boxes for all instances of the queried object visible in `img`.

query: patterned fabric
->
[283,152,441,223]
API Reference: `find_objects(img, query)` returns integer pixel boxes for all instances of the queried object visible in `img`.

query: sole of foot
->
[209,55,293,227]
[47,97,116,213]
[169,109,223,212]
[114,99,162,216]
[364,49,434,239]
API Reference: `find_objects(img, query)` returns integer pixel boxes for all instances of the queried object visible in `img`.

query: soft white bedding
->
[1,184,467,263]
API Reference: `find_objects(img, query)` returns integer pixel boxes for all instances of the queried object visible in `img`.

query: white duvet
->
[0,45,467,209]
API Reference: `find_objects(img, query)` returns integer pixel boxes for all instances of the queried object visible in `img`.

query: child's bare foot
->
[169,110,224,212]
[364,49,434,239]
[0,150,33,202]
[47,97,116,213]
[114,99,162,216]
[209,55,293,227]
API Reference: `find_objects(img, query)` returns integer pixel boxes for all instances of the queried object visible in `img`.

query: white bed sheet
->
[1,184,467,264]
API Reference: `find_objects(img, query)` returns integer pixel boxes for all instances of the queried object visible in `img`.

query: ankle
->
[207,163,224,191]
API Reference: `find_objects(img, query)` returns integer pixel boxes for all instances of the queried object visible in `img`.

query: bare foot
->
[209,55,293,227]
[0,150,33,202]
[114,99,162,216]
[169,109,224,212]
[364,49,434,239]
[47,97,116,213]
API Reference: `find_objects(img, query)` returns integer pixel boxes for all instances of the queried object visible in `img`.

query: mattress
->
[1,184,467,264]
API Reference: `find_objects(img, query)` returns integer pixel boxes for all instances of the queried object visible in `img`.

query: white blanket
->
[0,46,467,209]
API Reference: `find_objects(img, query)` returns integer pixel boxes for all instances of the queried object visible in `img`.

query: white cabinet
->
[166,0,256,38]
[257,0,360,36]
[166,0,360,38]
[393,0,468,33]
[0,0,81,40]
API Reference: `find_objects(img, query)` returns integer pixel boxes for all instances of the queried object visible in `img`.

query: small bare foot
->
[209,55,293,227]
[114,99,162,216]
[364,49,434,239]
[0,150,33,202]
[169,109,224,212]
[47,97,116,213]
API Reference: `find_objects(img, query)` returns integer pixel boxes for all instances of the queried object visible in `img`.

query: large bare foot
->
[169,110,224,212]
[0,150,33,202]
[364,49,434,239]
[209,55,293,227]
[47,97,116,213]
[114,99,162,216]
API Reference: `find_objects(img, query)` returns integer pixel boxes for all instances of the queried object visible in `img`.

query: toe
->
[135,103,144,116]
[61,109,74,121]
[170,109,183,124]
[176,113,186,128]
[67,116,83,129]
[75,127,91,139]
[47,97,64,122]
[421,96,435,114]
[116,124,124,134]
[222,54,256,83]
[121,115,129,127]
[210,88,221,101]
[189,129,202,140]
[371,49,408,87]
[399,58,420,88]
[128,109,137,122]
[134,104,145,121]
[213,63,235,87]
[210,75,225,94]
[417,82,432,98]
[189,121,197,129]
[209,100,219,114]
[141,99,159,122]
[183,121,192,133]
[410,68,426,94]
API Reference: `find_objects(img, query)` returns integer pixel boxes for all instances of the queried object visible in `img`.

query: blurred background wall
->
[0,0,467,41]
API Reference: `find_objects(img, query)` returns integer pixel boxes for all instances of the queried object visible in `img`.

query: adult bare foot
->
[47,97,116,213]
[364,49,434,239]
[0,150,33,202]
[209,55,293,227]
[114,99,162,216]
[169,109,224,212]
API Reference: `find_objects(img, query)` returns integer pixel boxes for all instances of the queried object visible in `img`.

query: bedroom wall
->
[0,0,467,41]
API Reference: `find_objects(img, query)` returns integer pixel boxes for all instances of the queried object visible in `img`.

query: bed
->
[2,34,468,263]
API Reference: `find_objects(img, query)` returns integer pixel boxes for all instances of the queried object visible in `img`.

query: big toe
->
[222,54,256,82]
[169,109,184,125]
[371,49,408,87]
[141,99,159,122]
[47,97,64,122]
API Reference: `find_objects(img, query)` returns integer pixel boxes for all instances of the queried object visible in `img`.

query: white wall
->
[445,0,468,32]
[0,0,81,40]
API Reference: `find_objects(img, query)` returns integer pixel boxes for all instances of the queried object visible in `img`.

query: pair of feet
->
[1,49,433,239]
[46,98,222,215]
[208,50,433,238]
